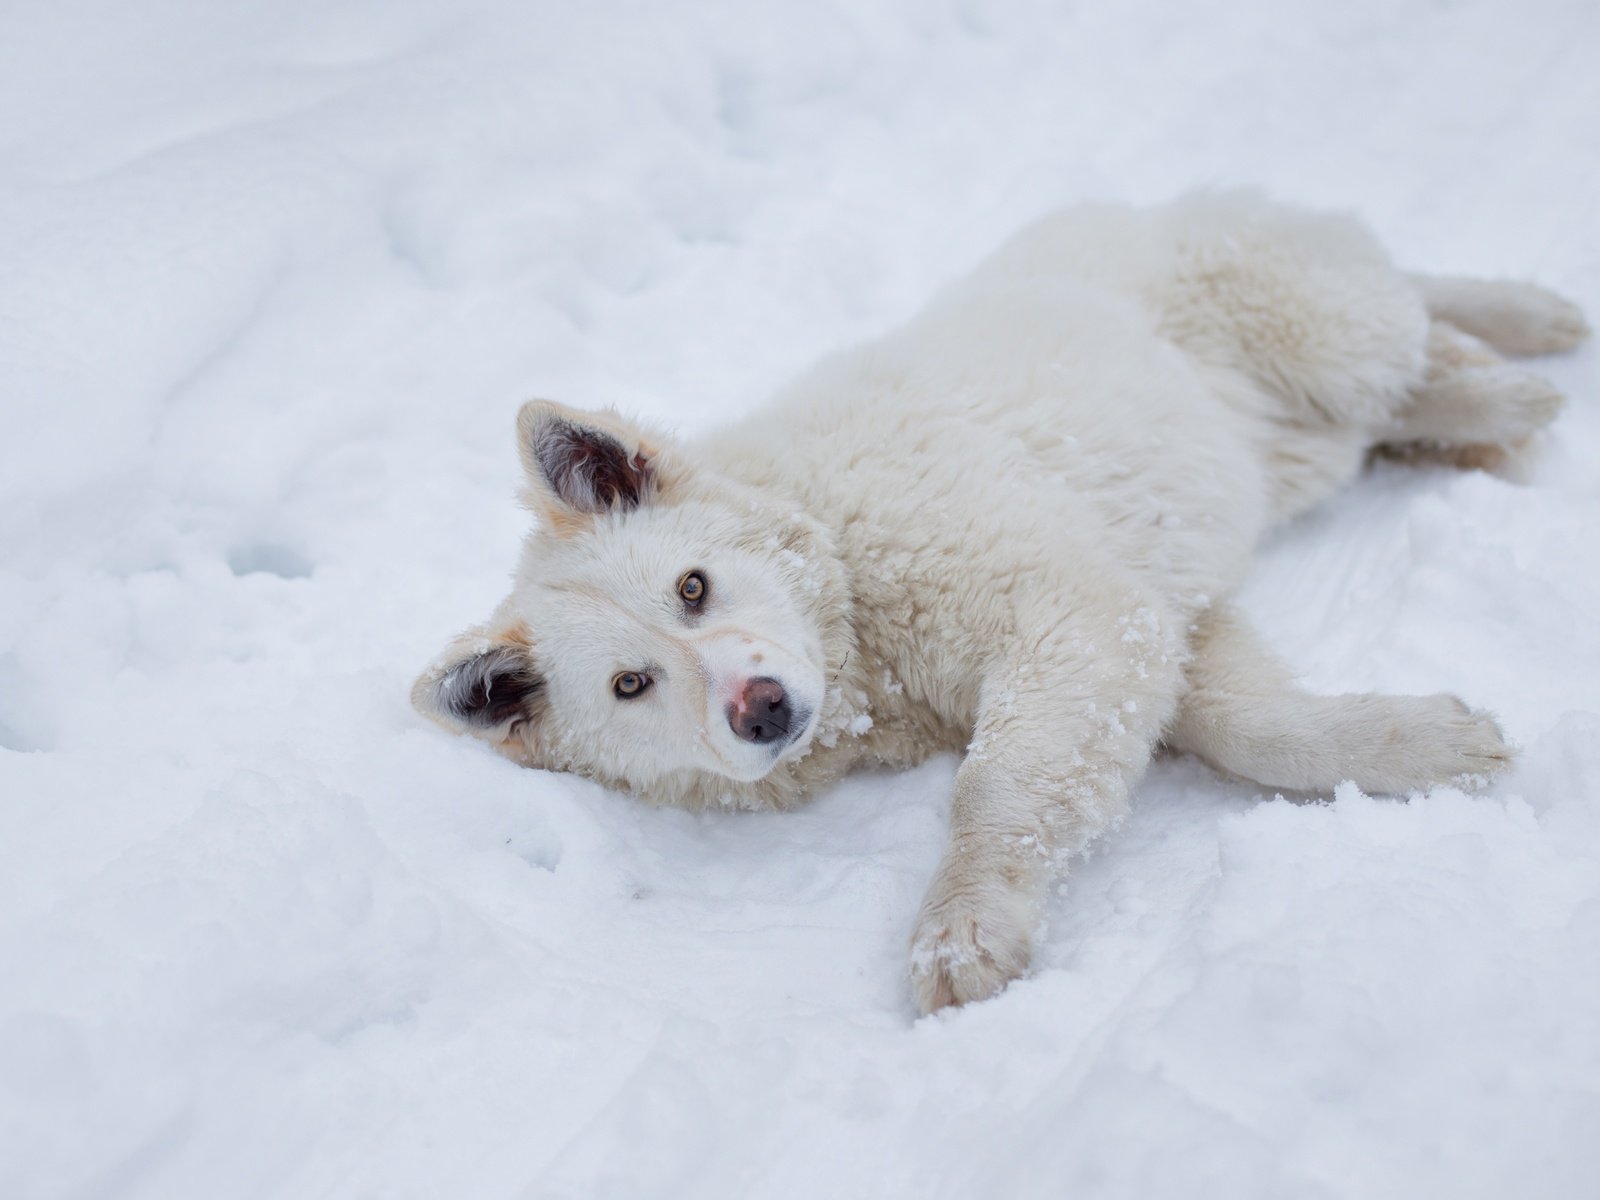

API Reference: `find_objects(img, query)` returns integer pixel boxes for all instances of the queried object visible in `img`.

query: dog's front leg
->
[909,601,1184,1015]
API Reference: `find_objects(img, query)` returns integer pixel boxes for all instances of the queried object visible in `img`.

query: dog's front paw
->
[909,868,1036,1016]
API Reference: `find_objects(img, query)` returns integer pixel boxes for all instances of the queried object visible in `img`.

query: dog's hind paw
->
[909,871,1035,1015]
[1359,694,1514,795]
[1479,282,1591,355]
[1417,695,1515,790]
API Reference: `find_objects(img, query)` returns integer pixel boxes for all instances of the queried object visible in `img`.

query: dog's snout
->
[728,677,792,746]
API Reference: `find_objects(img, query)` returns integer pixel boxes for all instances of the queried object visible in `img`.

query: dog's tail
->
[1410,274,1590,357]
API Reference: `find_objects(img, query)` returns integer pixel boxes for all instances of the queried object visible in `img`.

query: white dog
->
[413,192,1587,1014]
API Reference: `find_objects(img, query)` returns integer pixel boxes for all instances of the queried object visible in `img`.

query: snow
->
[2,0,1598,1196]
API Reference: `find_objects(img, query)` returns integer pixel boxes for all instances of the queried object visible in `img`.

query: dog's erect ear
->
[517,400,658,519]
[412,624,544,737]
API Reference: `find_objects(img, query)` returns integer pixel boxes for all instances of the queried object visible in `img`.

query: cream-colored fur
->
[412,192,1587,1015]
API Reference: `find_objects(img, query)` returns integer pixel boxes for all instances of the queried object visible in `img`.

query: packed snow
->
[3,1,1598,1196]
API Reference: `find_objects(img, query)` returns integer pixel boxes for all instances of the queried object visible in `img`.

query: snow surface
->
[3,1,1599,1197]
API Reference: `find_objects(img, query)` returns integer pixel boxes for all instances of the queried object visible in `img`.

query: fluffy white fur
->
[413,191,1588,1015]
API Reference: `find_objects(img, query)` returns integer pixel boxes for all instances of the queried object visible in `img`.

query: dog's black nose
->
[728,677,792,746]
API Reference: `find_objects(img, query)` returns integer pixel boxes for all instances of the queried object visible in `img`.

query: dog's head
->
[413,401,847,804]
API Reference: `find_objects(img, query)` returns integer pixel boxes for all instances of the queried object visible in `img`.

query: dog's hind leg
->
[1165,606,1511,794]
[1410,274,1590,357]
[1381,320,1566,454]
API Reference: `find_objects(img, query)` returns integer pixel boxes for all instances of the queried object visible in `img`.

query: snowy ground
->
[3,1,1599,1196]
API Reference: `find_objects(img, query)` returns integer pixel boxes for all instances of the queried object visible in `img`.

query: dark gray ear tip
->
[524,411,653,514]
[423,645,543,729]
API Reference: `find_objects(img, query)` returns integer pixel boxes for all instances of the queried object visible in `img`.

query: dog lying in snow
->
[413,193,1588,1015]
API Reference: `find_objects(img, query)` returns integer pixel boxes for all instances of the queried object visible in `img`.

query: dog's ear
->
[412,622,544,738]
[516,400,659,521]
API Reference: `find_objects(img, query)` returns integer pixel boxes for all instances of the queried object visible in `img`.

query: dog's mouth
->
[776,702,818,759]
[705,696,819,782]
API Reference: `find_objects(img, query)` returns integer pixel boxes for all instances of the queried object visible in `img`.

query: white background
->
[2,1,1597,1196]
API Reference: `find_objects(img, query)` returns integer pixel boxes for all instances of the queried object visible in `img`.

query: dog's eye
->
[678,570,708,608]
[612,672,652,699]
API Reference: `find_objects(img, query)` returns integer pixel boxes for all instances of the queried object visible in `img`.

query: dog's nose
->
[728,677,792,746]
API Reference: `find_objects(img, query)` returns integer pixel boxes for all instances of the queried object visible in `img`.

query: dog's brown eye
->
[678,570,708,608]
[613,672,651,699]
